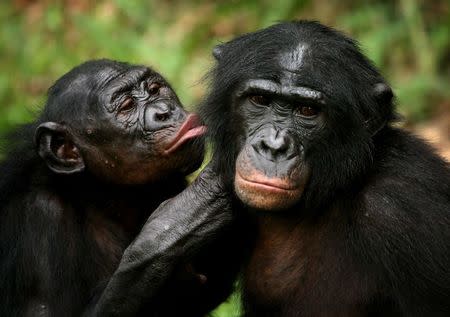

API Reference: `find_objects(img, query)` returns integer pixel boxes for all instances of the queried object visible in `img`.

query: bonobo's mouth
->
[164,113,207,155]
[234,166,305,211]
[236,170,299,193]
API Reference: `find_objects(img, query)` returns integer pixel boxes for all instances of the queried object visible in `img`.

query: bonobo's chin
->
[234,171,304,211]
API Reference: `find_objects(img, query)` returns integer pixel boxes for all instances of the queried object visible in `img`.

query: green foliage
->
[0,0,448,315]
[338,0,449,120]
[2,0,447,136]
[209,289,242,317]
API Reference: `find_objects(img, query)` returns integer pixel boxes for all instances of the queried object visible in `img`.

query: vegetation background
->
[0,0,449,316]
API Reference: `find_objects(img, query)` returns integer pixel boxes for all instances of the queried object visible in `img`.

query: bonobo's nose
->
[144,102,184,131]
[252,128,295,161]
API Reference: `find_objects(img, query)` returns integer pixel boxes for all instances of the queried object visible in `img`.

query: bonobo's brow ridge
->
[238,79,324,102]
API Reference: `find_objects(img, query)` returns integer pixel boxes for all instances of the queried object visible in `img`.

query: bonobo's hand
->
[89,164,232,316]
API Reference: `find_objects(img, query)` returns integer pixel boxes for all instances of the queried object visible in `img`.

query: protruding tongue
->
[164,114,207,155]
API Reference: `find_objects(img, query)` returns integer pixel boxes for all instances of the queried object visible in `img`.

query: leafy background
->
[1,0,449,315]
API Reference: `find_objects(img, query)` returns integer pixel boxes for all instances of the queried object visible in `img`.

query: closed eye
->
[148,82,162,95]
[118,97,134,113]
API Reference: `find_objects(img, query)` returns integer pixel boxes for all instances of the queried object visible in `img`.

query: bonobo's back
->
[0,124,41,209]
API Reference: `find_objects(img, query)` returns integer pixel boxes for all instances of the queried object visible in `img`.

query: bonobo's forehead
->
[278,43,309,73]
[213,21,388,103]
[100,66,167,107]
[101,66,151,91]
[49,60,155,98]
[45,60,163,121]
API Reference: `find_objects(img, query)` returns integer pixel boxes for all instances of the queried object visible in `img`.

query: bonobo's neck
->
[33,163,187,228]
[246,203,341,245]
[247,203,307,220]
[47,170,185,204]
[251,210,303,231]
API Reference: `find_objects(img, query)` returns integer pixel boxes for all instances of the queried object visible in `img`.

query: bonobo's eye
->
[118,97,134,113]
[296,105,320,118]
[249,95,271,106]
[148,82,162,95]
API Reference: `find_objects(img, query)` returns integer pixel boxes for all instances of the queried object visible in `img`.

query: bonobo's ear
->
[212,44,223,60]
[367,83,394,136]
[35,122,85,174]
[373,82,393,105]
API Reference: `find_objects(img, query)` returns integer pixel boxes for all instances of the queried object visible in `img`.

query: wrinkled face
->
[233,44,325,210]
[81,66,206,184]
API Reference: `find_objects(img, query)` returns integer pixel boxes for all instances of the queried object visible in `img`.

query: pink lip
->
[236,171,297,191]
[164,114,207,155]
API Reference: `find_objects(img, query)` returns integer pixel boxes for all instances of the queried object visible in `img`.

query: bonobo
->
[0,59,237,316]
[200,21,450,316]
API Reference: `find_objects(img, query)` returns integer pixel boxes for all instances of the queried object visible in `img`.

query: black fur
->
[0,59,235,316]
[200,21,450,316]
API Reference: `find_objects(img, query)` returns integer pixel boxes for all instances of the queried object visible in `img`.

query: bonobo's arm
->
[86,166,232,316]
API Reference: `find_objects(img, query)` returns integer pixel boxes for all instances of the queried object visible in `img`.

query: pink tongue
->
[164,125,207,154]
[164,114,207,154]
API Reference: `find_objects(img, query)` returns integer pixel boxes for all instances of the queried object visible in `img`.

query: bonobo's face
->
[37,60,206,184]
[84,64,206,184]
[203,21,394,212]
[234,81,323,210]
[232,45,325,211]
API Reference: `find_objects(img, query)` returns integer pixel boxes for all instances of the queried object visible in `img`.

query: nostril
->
[260,140,270,152]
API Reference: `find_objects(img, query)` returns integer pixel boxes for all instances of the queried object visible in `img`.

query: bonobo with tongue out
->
[0,59,241,317]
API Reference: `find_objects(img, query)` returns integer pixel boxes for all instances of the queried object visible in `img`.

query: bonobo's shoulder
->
[355,129,450,303]
[370,126,450,193]
[359,126,450,223]
[0,124,39,203]
[374,126,448,164]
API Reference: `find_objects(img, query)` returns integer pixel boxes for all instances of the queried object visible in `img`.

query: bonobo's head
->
[35,59,205,184]
[201,21,395,211]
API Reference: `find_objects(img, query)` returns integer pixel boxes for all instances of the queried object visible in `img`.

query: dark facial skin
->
[233,76,323,210]
[41,63,206,184]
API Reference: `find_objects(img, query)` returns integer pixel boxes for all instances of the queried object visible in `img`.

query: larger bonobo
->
[0,60,237,316]
[201,21,450,316]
